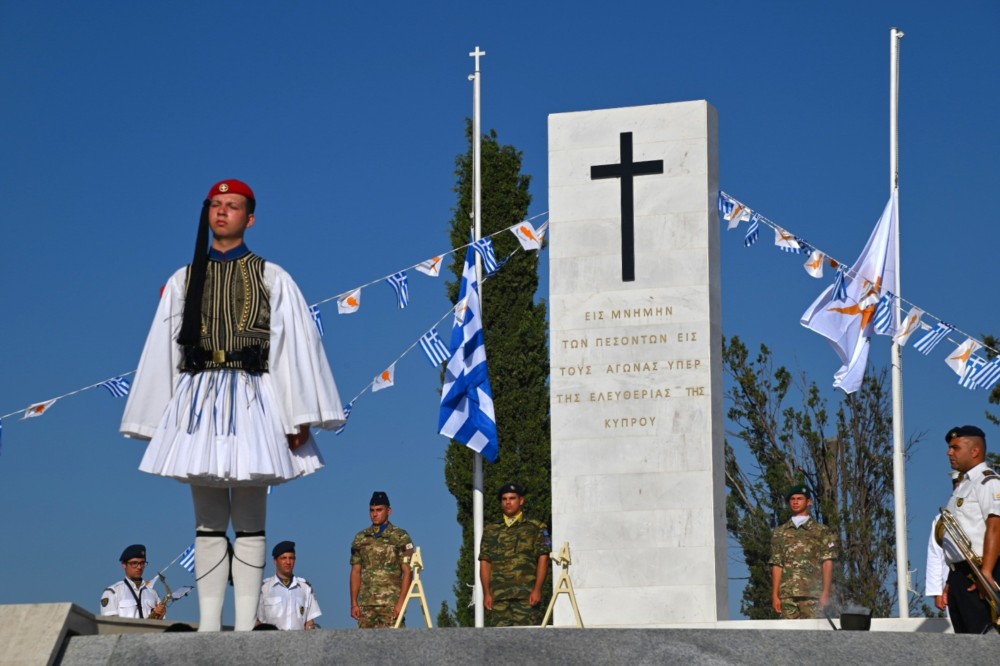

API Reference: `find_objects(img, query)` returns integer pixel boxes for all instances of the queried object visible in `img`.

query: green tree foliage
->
[442,122,551,626]
[436,600,458,628]
[724,336,922,618]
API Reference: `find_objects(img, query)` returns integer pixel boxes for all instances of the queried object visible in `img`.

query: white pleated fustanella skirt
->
[138,369,324,487]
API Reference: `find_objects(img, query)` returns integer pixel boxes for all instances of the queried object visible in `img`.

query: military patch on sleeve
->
[299,606,305,616]
[101,597,109,607]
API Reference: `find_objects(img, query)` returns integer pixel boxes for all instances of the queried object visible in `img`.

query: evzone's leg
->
[192,485,232,632]
[231,486,268,631]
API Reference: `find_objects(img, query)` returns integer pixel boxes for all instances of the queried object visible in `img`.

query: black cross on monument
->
[591,132,664,282]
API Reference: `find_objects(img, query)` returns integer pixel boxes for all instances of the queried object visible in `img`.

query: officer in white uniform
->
[100,544,166,620]
[256,541,321,630]
[943,425,1000,633]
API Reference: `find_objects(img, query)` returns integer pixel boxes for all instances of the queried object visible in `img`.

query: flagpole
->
[889,26,909,619]
[469,45,486,629]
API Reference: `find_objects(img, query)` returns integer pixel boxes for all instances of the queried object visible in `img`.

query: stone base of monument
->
[0,603,185,665]
[4,603,985,666]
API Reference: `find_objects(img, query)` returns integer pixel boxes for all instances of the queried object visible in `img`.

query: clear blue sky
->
[1,2,997,625]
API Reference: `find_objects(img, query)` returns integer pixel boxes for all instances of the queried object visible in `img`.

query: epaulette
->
[103,587,115,595]
[300,579,313,589]
[981,469,999,484]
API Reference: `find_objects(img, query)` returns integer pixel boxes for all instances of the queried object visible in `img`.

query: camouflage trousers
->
[487,599,543,627]
[358,605,404,628]
[780,597,820,619]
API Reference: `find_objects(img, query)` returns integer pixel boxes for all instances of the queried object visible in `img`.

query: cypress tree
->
[442,122,551,626]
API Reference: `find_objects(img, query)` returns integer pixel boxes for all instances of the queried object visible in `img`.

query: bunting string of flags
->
[719,191,1000,392]
[0,212,548,450]
[332,243,524,439]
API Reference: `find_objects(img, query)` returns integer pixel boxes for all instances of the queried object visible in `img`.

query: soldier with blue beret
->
[350,491,415,628]
[257,540,322,630]
[769,484,838,619]
[942,425,1000,633]
[100,544,167,620]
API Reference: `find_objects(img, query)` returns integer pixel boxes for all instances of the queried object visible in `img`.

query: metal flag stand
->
[394,547,433,628]
[540,542,584,628]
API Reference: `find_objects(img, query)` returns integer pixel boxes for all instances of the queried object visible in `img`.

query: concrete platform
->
[58,624,997,666]
[4,603,996,666]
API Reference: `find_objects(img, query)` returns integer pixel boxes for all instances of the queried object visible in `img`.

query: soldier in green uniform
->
[479,482,551,627]
[769,483,838,619]
[349,491,414,628]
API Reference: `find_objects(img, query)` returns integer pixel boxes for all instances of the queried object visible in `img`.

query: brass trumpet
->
[938,507,1000,630]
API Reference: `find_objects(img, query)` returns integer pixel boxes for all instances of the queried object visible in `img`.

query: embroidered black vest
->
[179,252,271,373]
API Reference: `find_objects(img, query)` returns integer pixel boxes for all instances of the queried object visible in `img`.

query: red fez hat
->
[207,179,255,201]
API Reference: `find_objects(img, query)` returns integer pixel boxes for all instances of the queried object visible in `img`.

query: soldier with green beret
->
[769,483,838,619]
[349,491,414,628]
[479,483,551,627]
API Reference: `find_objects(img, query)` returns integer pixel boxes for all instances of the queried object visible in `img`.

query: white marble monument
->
[548,101,726,626]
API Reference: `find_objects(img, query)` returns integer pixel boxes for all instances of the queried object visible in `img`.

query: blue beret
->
[120,544,146,562]
[369,491,390,507]
[945,425,986,443]
[272,541,295,559]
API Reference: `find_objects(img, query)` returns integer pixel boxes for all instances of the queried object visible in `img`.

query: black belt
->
[181,345,268,373]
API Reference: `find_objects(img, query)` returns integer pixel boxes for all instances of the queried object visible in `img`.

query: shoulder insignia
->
[982,470,999,483]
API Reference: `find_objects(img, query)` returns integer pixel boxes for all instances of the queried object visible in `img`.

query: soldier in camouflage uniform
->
[349,491,414,628]
[479,483,551,627]
[769,483,838,619]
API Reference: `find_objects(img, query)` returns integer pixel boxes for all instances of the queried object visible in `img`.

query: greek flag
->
[960,356,988,389]
[438,246,499,462]
[178,543,195,573]
[419,328,451,367]
[472,238,499,275]
[334,401,353,436]
[99,376,131,398]
[873,293,894,336]
[386,272,409,309]
[972,358,1000,391]
[913,322,953,356]
[309,305,324,337]
[744,213,760,247]
[832,268,848,302]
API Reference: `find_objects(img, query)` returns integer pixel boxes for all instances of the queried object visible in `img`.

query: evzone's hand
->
[287,425,310,450]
